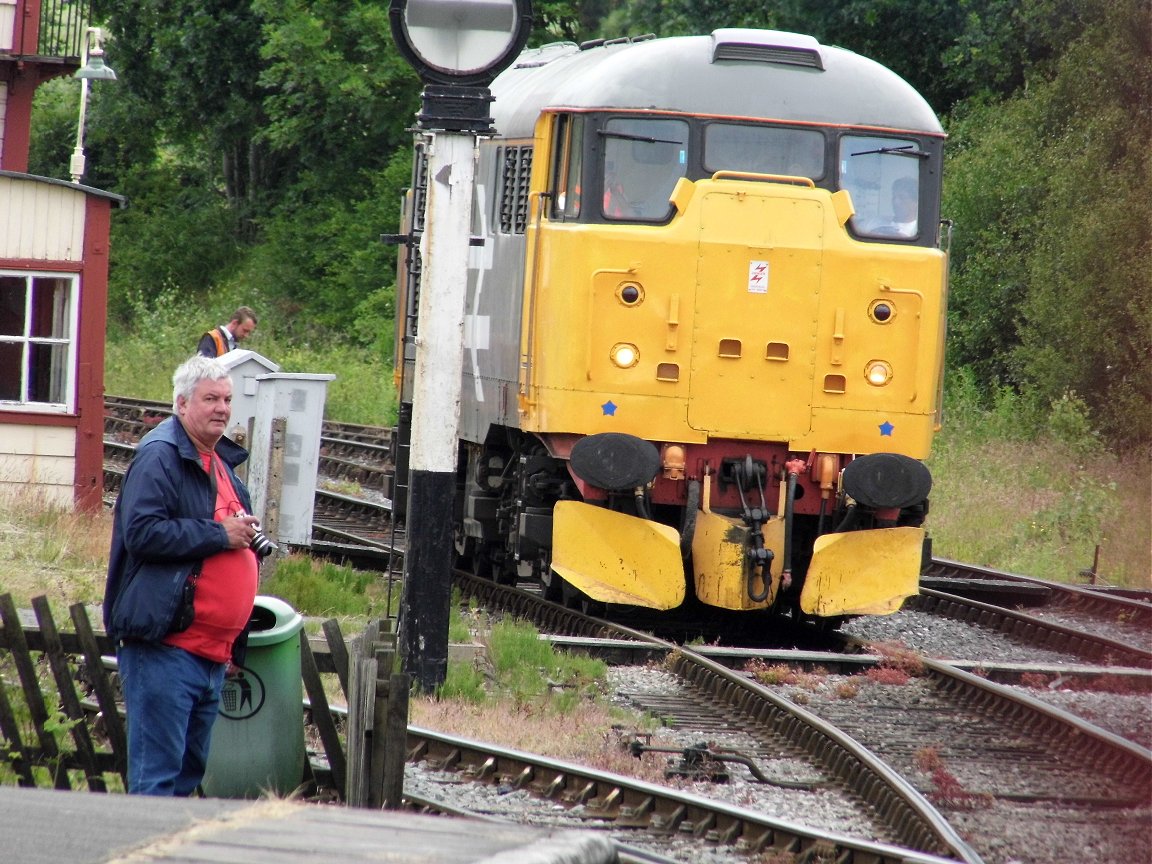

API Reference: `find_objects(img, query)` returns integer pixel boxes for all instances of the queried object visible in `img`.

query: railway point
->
[0,784,620,864]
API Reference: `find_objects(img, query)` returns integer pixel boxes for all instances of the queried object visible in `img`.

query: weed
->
[914,746,991,810]
[481,618,607,710]
[835,679,860,699]
[864,666,910,686]
[1018,672,1050,689]
[260,554,393,621]
[868,642,925,676]
[319,479,364,497]
[438,661,488,703]
[755,850,799,863]
[746,660,800,685]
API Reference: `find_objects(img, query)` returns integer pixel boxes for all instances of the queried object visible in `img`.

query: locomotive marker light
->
[389,0,532,693]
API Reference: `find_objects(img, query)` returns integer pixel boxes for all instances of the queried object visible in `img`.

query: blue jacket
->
[103,416,253,644]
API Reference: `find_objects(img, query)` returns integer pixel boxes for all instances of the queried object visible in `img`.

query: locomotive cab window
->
[839,135,925,240]
[704,124,825,181]
[550,114,584,220]
[600,118,688,221]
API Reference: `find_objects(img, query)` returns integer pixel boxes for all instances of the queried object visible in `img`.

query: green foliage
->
[929,384,1138,584]
[106,168,247,323]
[941,369,1102,454]
[95,0,273,211]
[448,591,474,643]
[597,0,1094,113]
[26,78,78,180]
[259,555,392,619]
[599,0,778,41]
[944,0,1151,446]
[103,289,397,425]
[255,0,418,178]
[484,619,607,709]
[244,152,408,342]
[438,661,488,703]
[269,342,397,427]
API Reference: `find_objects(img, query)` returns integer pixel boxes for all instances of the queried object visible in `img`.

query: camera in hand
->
[236,510,278,557]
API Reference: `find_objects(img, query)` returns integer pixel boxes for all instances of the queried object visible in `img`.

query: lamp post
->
[389,0,532,693]
[70,27,117,184]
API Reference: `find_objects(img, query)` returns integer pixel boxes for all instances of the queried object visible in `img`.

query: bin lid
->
[246,595,304,646]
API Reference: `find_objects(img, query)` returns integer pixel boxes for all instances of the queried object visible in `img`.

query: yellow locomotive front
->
[403,30,948,626]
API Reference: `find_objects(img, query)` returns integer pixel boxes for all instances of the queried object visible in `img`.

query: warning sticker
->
[748,260,769,294]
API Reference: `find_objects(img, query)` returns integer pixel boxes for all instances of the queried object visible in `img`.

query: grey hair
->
[172,354,231,412]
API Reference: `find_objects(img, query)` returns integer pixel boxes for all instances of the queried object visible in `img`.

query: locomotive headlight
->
[611,343,640,368]
[865,360,892,386]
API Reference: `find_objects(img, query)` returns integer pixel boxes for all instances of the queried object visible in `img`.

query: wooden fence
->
[0,593,407,804]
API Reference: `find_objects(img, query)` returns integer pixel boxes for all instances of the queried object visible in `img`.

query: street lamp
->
[389,0,532,693]
[70,27,117,184]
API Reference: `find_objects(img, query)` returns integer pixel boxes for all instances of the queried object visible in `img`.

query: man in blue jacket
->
[104,354,262,795]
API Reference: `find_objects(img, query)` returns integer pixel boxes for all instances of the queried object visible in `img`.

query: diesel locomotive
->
[394,29,948,626]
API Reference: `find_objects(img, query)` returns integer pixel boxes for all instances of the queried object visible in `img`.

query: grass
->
[103,287,397,427]
[926,382,1149,588]
[0,488,112,613]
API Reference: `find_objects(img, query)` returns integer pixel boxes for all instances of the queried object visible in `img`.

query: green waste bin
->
[202,595,305,798]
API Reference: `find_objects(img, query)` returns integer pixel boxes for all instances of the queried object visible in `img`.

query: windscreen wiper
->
[598,130,683,145]
[850,144,929,158]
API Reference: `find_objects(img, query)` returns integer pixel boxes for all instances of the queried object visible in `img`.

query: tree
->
[94,0,276,220]
[944,0,1150,444]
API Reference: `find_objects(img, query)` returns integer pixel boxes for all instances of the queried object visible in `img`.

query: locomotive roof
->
[491,29,943,138]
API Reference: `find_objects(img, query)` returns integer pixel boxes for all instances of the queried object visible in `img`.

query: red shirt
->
[164,452,259,663]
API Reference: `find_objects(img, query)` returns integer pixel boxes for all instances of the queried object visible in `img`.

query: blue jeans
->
[117,641,225,796]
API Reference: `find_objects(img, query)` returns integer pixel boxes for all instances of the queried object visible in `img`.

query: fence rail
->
[0,593,405,804]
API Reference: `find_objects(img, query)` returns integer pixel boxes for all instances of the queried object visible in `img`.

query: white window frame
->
[0,270,80,414]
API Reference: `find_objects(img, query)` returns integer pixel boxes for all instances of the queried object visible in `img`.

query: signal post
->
[388,0,532,693]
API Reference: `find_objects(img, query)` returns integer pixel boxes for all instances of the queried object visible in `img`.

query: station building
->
[0,0,124,510]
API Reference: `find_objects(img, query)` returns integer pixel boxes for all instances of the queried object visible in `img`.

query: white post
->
[401,129,476,692]
[69,37,91,183]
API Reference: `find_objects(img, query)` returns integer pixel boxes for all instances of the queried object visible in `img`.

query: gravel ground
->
[842,607,1152,748]
[401,603,1151,864]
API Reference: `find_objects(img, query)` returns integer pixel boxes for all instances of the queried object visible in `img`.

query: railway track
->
[428,573,1152,864]
[402,725,972,864]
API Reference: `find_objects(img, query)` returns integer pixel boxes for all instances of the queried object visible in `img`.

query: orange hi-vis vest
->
[204,328,227,356]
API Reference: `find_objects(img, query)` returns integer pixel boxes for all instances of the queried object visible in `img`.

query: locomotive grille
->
[412,142,429,234]
[499,146,533,234]
[714,44,824,70]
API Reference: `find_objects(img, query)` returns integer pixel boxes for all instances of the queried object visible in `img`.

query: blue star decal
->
[879,421,894,436]
[601,400,617,416]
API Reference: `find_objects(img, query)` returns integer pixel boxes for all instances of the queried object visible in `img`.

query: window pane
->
[839,135,920,239]
[0,276,26,337]
[602,118,688,221]
[550,114,584,220]
[30,278,70,338]
[28,342,68,404]
[0,272,75,408]
[0,342,22,400]
[704,124,824,179]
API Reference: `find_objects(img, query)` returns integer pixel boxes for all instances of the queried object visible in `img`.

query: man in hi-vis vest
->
[197,307,258,357]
